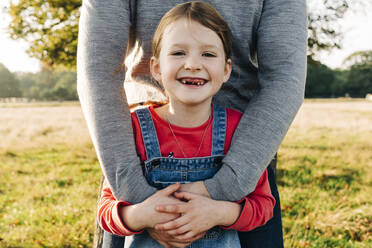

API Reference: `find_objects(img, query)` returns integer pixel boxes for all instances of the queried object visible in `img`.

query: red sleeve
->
[97,180,144,236]
[221,169,275,231]
[224,108,242,154]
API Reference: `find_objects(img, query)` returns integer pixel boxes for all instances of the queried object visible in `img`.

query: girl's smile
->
[178,77,208,86]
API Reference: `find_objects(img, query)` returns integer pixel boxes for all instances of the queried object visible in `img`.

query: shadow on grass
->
[277,159,361,193]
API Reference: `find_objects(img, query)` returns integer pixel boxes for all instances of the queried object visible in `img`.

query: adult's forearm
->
[205,0,307,201]
[77,0,156,203]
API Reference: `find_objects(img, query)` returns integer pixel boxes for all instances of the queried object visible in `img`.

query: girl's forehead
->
[164,18,211,35]
[162,19,223,48]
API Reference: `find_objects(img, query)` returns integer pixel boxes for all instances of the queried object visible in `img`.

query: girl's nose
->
[184,55,202,71]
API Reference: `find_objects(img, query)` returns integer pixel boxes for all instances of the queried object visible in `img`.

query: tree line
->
[0,64,77,100]
[1,52,372,100]
[306,51,372,98]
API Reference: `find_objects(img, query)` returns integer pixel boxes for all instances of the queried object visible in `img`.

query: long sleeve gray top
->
[77,0,307,203]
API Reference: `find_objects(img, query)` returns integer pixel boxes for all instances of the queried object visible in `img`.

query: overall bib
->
[103,105,241,248]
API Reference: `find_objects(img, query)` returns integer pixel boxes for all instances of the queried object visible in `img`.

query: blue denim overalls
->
[122,105,240,248]
[101,105,283,248]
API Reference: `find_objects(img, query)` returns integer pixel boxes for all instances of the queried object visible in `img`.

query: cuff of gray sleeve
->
[204,163,256,202]
[116,167,157,204]
[204,176,228,201]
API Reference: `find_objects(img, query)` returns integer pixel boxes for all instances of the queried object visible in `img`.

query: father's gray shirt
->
[77,0,307,203]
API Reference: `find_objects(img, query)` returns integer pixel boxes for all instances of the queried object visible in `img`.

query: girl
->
[98,2,275,248]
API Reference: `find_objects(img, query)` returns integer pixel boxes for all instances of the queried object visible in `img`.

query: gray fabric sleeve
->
[205,0,308,201]
[77,0,156,203]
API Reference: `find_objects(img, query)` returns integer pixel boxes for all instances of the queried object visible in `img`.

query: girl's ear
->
[150,56,162,82]
[223,58,232,83]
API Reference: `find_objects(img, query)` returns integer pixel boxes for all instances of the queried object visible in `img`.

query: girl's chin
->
[171,97,213,107]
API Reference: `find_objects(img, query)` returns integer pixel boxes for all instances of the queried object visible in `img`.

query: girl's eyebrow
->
[200,44,219,50]
[169,43,186,48]
[169,44,219,50]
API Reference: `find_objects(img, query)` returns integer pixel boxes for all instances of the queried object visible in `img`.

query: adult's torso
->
[130,0,262,112]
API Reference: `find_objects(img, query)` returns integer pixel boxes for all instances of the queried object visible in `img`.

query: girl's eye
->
[202,52,216,57]
[171,51,185,56]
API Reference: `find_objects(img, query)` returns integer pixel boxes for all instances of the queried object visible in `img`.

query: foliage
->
[343,50,372,68]
[15,69,78,100]
[7,0,81,68]
[306,58,335,97]
[5,0,353,68]
[0,63,22,97]
[344,64,372,97]
[307,0,349,57]
[306,54,372,98]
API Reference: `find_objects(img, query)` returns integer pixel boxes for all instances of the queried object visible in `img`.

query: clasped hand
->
[142,182,223,248]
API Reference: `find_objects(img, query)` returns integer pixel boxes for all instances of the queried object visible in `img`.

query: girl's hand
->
[154,191,236,240]
[147,228,204,248]
[140,183,185,228]
[120,183,183,230]
[179,181,210,197]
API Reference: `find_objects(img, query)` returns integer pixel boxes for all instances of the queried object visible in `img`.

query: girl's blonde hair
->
[152,1,232,61]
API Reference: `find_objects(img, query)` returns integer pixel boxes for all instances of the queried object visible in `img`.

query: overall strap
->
[211,105,227,156]
[135,108,162,160]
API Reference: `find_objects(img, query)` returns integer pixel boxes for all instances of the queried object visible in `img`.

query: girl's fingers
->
[155,203,187,214]
[155,215,189,231]
[164,223,191,236]
[173,191,195,201]
[193,231,206,240]
[175,231,206,242]
[173,230,199,241]
[161,182,181,196]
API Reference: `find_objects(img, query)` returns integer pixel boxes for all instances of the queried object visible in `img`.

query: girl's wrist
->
[119,204,147,231]
[216,201,242,227]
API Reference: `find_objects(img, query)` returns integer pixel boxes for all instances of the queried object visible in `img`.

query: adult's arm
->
[205,0,308,201]
[77,0,156,203]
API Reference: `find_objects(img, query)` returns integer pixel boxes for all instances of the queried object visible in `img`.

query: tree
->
[16,69,78,100]
[305,58,336,97]
[307,0,349,58]
[52,70,78,100]
[7,0,81,68]
[342,50,372,68]
[343,51,372,97]
[6,0,355,69]
[0,63,22,97]
[344,65,372,97]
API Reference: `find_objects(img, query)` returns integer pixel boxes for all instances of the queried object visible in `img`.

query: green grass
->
[279,128,372,248]
[0,145,101,247]
[0,101,371,247]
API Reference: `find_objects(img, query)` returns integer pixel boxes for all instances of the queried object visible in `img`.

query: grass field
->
[0,100,371,247]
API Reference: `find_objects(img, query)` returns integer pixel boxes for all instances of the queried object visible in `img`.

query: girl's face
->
[150,18,232,109]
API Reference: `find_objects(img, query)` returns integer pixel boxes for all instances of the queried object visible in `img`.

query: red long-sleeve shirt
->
[98,106,275,236]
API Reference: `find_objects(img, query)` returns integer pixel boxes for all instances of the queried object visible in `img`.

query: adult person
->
[77,0,307,247]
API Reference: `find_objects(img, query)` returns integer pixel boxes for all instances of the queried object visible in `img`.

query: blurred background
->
[1,0,372,100]
[0,0,371,247]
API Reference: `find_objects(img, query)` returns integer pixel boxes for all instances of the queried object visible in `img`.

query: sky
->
[0,1,371,73]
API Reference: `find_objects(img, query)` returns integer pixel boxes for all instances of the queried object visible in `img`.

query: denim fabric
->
[123,105,240,248]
